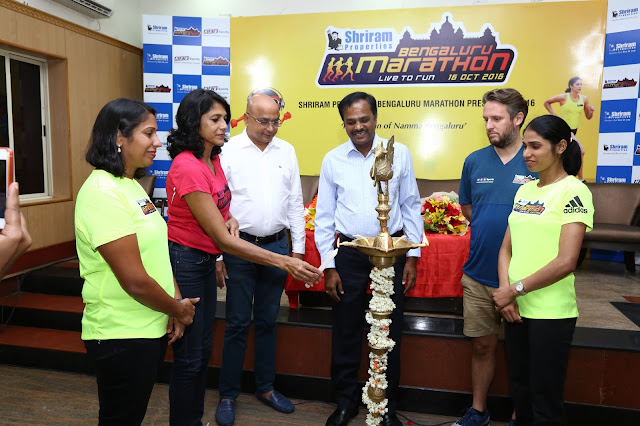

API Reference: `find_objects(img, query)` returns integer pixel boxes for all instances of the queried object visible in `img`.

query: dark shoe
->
[256,390,295,414]
[381,413,403,426]
[215,399,235,426]
[326,406,359,426]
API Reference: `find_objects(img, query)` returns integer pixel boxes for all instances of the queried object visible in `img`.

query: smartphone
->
[0,147,15,229]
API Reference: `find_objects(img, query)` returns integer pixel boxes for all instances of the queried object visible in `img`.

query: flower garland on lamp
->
[362,266,396,425]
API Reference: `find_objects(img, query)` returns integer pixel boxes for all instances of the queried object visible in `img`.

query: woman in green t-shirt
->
[75,99,199,424]
[493,115,593,426]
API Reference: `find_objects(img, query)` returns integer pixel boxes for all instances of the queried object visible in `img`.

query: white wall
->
[18,0,585,48]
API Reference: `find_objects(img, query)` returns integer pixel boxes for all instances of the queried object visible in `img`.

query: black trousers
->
[331,245,406,414]
[85,336,168,426]
[504,317,576,426]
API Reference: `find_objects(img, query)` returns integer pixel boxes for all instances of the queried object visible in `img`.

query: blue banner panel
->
[172,16,202,46]
[148,102,173,132]
[202,47,231,75]
[173,74,201,103]
[143,44,172,74]
[596,165,633,183]
[599,98,638,132]
[604,29,640,67]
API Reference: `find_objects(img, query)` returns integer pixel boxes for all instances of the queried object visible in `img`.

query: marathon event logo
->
[203,56,230,66]
[202,47,230,76]
[144,84,171,93]
[137,199,157,216]
[316,13,517,87]
[513,174,535,184]
[174,26,201,37]
[513,199,545,215]
[603,77,637,89]
[172,16,202,46]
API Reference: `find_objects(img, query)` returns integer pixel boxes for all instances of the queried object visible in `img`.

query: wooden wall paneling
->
[119,49,143,100]
[21,201,74,250]
[0,6,17,45]
[65,31,117,195]
[15,11,65,58]
[0,2,143,271]
[48,58,71,199]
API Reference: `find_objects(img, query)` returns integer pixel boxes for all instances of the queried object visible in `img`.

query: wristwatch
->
[514,280,527,296]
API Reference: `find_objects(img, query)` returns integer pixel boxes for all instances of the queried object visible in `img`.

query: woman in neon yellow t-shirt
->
[544,77,595,180]
[75,99,199,424]
[493,115,593,425]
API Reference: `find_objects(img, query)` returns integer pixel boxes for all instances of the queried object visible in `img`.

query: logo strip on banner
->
[143,14,231,200]
[597,0,640,184]
[316,13,517,87]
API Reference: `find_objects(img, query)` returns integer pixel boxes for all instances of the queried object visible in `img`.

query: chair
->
[136,174,157,198]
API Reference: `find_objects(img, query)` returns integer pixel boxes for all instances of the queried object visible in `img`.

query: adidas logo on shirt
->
[563,196,588,214]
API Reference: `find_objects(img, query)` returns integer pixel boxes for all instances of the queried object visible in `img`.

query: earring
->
[117,145,121,153]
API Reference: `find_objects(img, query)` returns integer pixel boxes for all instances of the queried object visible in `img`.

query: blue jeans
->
[84,336,167,426]
[168,241,218,426]
[218,235,289,399]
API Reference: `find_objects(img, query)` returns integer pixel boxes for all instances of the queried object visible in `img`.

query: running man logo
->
[317,13,517,87]
[513,199,545,215]
[564,196,588,214]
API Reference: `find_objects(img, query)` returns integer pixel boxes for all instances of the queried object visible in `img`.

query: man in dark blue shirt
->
[455,88,536,426]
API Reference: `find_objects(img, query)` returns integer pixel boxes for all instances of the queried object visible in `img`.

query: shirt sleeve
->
[561,182,594,231]
[77,185,136,251]
[170,155,211,198]
[459,157,472,205]
[397,146,422,258]
[314,154,338,268]
[287,147,306,254]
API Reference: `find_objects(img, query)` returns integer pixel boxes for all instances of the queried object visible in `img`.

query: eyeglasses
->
[245,112,282,128]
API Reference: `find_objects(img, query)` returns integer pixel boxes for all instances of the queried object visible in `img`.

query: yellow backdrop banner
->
[230,1,606,179]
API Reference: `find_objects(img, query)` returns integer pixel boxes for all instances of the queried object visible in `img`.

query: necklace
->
[549,173,568,185]
[539,173,567,187]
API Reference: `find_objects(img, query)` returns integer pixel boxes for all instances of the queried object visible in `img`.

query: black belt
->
[337,230,403,243]
[240,229,287,245]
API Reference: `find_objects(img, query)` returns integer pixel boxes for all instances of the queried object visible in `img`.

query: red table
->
[284,230,470,308]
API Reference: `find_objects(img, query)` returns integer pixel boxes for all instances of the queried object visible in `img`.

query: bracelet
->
[176,298,183,302]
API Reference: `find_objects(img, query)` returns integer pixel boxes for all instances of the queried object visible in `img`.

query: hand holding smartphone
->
[0,147,14,229]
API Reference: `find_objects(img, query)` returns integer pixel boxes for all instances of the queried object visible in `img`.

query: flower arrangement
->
[304,195,318,230]
[421,195,468,235]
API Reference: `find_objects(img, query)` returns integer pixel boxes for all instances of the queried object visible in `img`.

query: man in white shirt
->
[215,89,304,426]
[315,91,423,426]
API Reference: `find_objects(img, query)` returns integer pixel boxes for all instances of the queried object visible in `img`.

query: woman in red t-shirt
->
[165,89,320,425]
